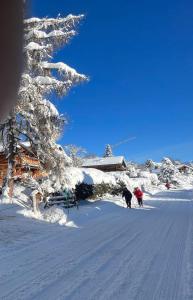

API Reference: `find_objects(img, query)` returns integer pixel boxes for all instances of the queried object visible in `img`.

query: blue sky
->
[31,0,193,162]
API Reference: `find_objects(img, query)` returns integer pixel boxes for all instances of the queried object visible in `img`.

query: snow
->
[19,141,31,148]
[33,76,61,86]
[24,17,41,24]
[0,143,4,152]
[24,14,84,28]
[18,206,69,226]
[61,167,161,196]
[25,29,48,40]
[0,141,31,153]
[42,99,59,117]
[47,29,74,38]
[24,42,51,51]
[25,29,76,41]
[82,156,126,167]
[62,167,117,189]
[39,61,87,80]
[0,189,193,299]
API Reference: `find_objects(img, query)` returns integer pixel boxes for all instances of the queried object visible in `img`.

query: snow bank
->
[18,206,69,226]
[43,207,68,225]
[62,168,160,195]
[0,183,31,205]
[62,167,117,189]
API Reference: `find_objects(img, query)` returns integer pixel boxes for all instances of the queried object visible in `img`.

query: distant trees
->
[145,159,156,172]
[104,144,113,157]
[64,144,87,167]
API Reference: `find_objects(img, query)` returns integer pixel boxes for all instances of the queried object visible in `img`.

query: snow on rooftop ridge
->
[0,141,31,153]
[0,143,4,152]
[20,141,31,148]
[82,156,126,167]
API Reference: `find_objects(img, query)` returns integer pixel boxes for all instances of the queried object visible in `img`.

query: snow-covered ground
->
[0,189,193,300]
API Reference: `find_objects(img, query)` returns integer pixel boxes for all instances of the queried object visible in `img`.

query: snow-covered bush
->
[75,181,125,200]
[75,183,94,200]
[145,159,156,172]
[159,157,181,185]
[138,171,159,185]
[126,164,138,178]
[43,207,67,225]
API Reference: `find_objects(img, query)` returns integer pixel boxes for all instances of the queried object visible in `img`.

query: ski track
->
[0,189,193,300]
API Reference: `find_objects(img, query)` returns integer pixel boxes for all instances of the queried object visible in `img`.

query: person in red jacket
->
[165,182,171,190]
[133,187,143,207]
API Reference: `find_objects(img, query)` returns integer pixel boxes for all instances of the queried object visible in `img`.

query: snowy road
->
[0,189,193,300]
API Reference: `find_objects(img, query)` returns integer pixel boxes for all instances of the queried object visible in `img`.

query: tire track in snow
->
[0,214,141,299]
[88,214,174,300]
[1,191,193,300]
[0,214,120,280]
[31,207,167,299]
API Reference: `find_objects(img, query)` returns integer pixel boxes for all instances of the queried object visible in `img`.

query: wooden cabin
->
[0,142,46,187]
[177,164,193,174]
[82,156,127,172]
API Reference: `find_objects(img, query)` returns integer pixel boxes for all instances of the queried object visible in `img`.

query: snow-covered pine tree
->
[159,157,180,184]
[145,159,156,172]
[1,14,88,199]
[104,144,113,157]
[126,162,138,178]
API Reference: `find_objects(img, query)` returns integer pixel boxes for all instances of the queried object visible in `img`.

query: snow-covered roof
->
[177,164,193,170]
[0,141,32,154]
[82,156,127,167]
[20,141,31,148]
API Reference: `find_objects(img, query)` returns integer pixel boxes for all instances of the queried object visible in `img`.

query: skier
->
[165,182,171,190]
[133,187,143,207]
[122,187,132,208]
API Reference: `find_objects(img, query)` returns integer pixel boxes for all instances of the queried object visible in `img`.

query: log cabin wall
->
[84,164,126,172]
[0,154,8,186]
[0,150,46,187]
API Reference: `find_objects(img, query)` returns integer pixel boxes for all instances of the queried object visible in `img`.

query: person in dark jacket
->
[133,187,143,207]
[122,187,132,208]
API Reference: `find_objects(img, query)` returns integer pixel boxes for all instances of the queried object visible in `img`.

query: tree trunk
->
[3,112,17,202]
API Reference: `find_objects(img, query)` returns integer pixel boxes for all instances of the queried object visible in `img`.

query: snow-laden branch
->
[25,29,76,46]
[20,72,87,97]
[24,42,52,52]
[39,62,88,82]
[24,14,84,32]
